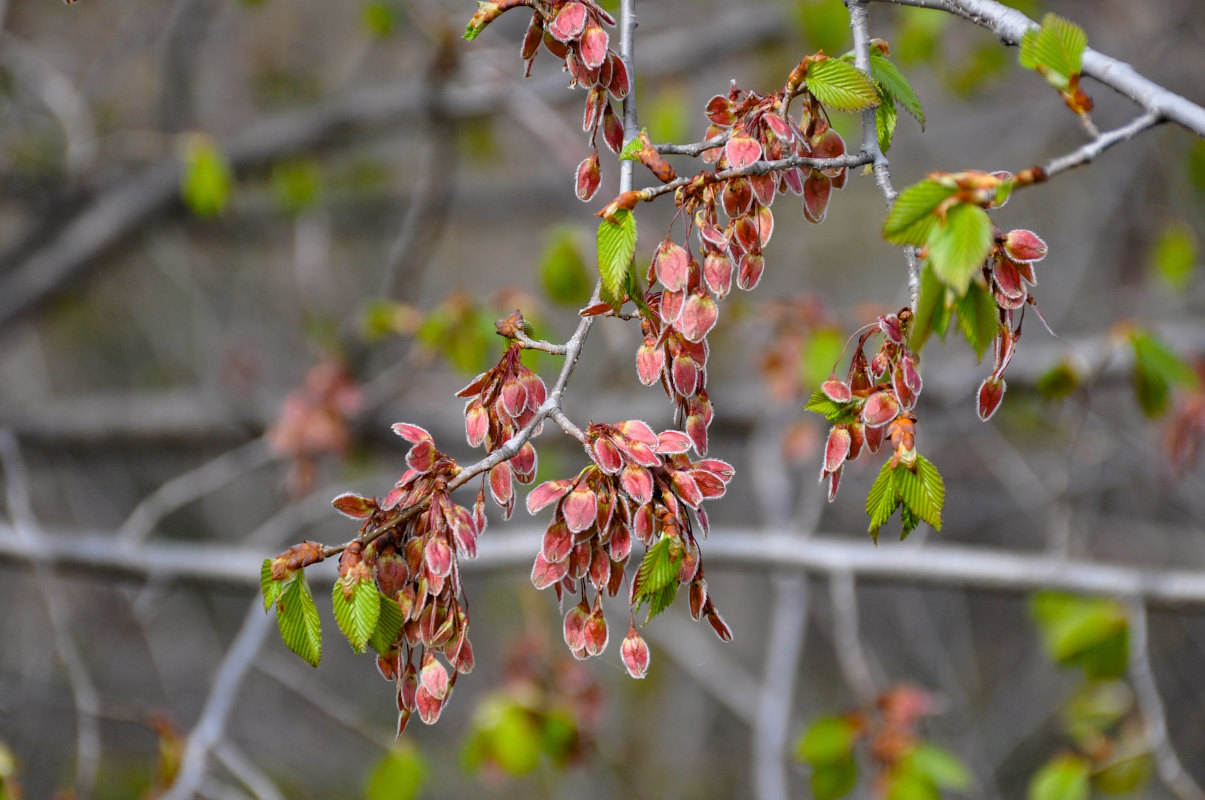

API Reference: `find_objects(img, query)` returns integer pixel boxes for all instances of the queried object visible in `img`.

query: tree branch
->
[871,0,1205,137]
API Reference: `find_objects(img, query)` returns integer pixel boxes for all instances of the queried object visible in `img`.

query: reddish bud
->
[825,464,843,502]
[609,523,632,561]
[861,391,900,428]
[660,288,685,327]
[702,250,734,298]
[564,600,590,650]
[617,419,658,446]
[679,292,719,343]
[578,22,608,69]
[636,339,666,386]
[489,461,514,509]
[526,478,573,514]
[424,537,453,579]
[584,607,609,656]
[993,257,1027,301]
[592,435,624,473]
[705,95,735,127]
[1003,229,1047,263]
[825,426,852,473]
[725,132,763,169]
[420,653,450,700]
[722,177,754,218]
[575,150,601,202]
[705,606,734,642]
[464,400,488,448]
[602,102,624,153]
[977,376,1007,421]
[512,442,538,483]
[672,353,700,396]
[331,492,376,519]
[531,551,570,590]
[548,2,587,42]
[803,172,832,224]
[621,626,651,679]
[655,430,693,454]
[415,685,444,725]
[750,173,776,206]
[736,252,765,291]
[606,53,630,99]
[405,438,436,474]
[822,378,852,403]
[392,422,432,443]
[653,239,691,292]
[620,464,654,505]
[562,486,598,533]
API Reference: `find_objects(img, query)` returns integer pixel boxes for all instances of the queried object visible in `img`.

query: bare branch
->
[871,0,1205,137]
[0,430,101,798]
[828,570,879,705]
[160,600,273,800]
[1126,600,1205,800]
[1021,111,1163,183]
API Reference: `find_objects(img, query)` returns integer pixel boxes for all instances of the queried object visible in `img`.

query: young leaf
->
[953,281,998,361]
[1027,754,1090,800]
[883,180,955,246]
[1019,14,1087,91]
[276,573,322,667]
[1149,220,1197,290]
[875,90,898,153]
[927,203,992,295]
[811,759,858,800]
[1030,592,1129,679]
[869,50,925,127]
[1129,329,1200,418]
[796,716,861,765]
[597,209,638,309]
[903,744,971,790]
[804,390,860,425]
[632,535,681,622]
[866,460,900,542]
[369,592,404,654]
[804,58,880,112]
[894,455,943,532]
[180,135,232,218]
[333,576,381,654]
[261,558,284,611]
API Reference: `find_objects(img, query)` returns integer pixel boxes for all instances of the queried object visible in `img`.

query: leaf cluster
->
[865,454,944,542]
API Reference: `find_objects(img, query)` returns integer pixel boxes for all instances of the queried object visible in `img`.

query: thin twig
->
[828,570,878,705]
[654,131,731,157]
[161,600,273,800]
[847,0,920,305]
[0,430,101,798]
[118,437,275,547]
[1126,599,1205,800]
[637,151,874,202]
[213,742,285,800]
[1021,111,1163,183]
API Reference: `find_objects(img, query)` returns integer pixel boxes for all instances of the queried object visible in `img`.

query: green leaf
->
[180,135,232,218]
[1027,754,1090,800]
[875,90,898,153]
[261,559,284,611]
[540,227,592,306]
[884,770,939,800]
[633,535,682,622]
[805,58,880,112]
[333,577,381,654]
[895,454,943,532]
[953,281,999,361]
[804,390,860,425]
[797,716,861,765]
[618,132,646,163]
[1150,221,1197,291]
[1030,592,1129,679]
[1093,752,1153,796]
[883,179,955,246]
[866,460,900,542]
[1062,680,1133,747]
[364,743,427,800]
[369,592,405,655]
[910,262,950,353]
[903,744,971,790]
[1019,14,1087,91]
[1037,359,1081,401]
[869,51,924,128]
[927,203,992,295]
[811,759,858,800]
[596,209,637,309]
[276,573,322,667]
[462,697,544,777]
[1130,329,1200,418]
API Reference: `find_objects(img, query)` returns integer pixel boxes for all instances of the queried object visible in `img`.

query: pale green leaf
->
[869,51,925,127]
[894,463,941,533]
[1150,220,1197,290]
[261,559,284,612]
[805,58,880,112]
[276,574,322,667]
[332,577,380,654]
[1130,329,1200,418]
[875,90,898,153]
[927,203,992,295]
[883,180,955,245]
[1031,592,1128,678]
[1027,754,1090,800]
[811,759,858,800]
[797,716,861,765]
[596,209,637,309]
[884,770,939,800]
[369,592,405,655]
[1019,14,1087,90]
[618,132,646,162]
[914,455,945,531]
[365,743,427,800]
[904,744,970,790]
[866,460,899,541]
[954,281,999,361]
[633,535,682,622]
[181,135,232,218]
